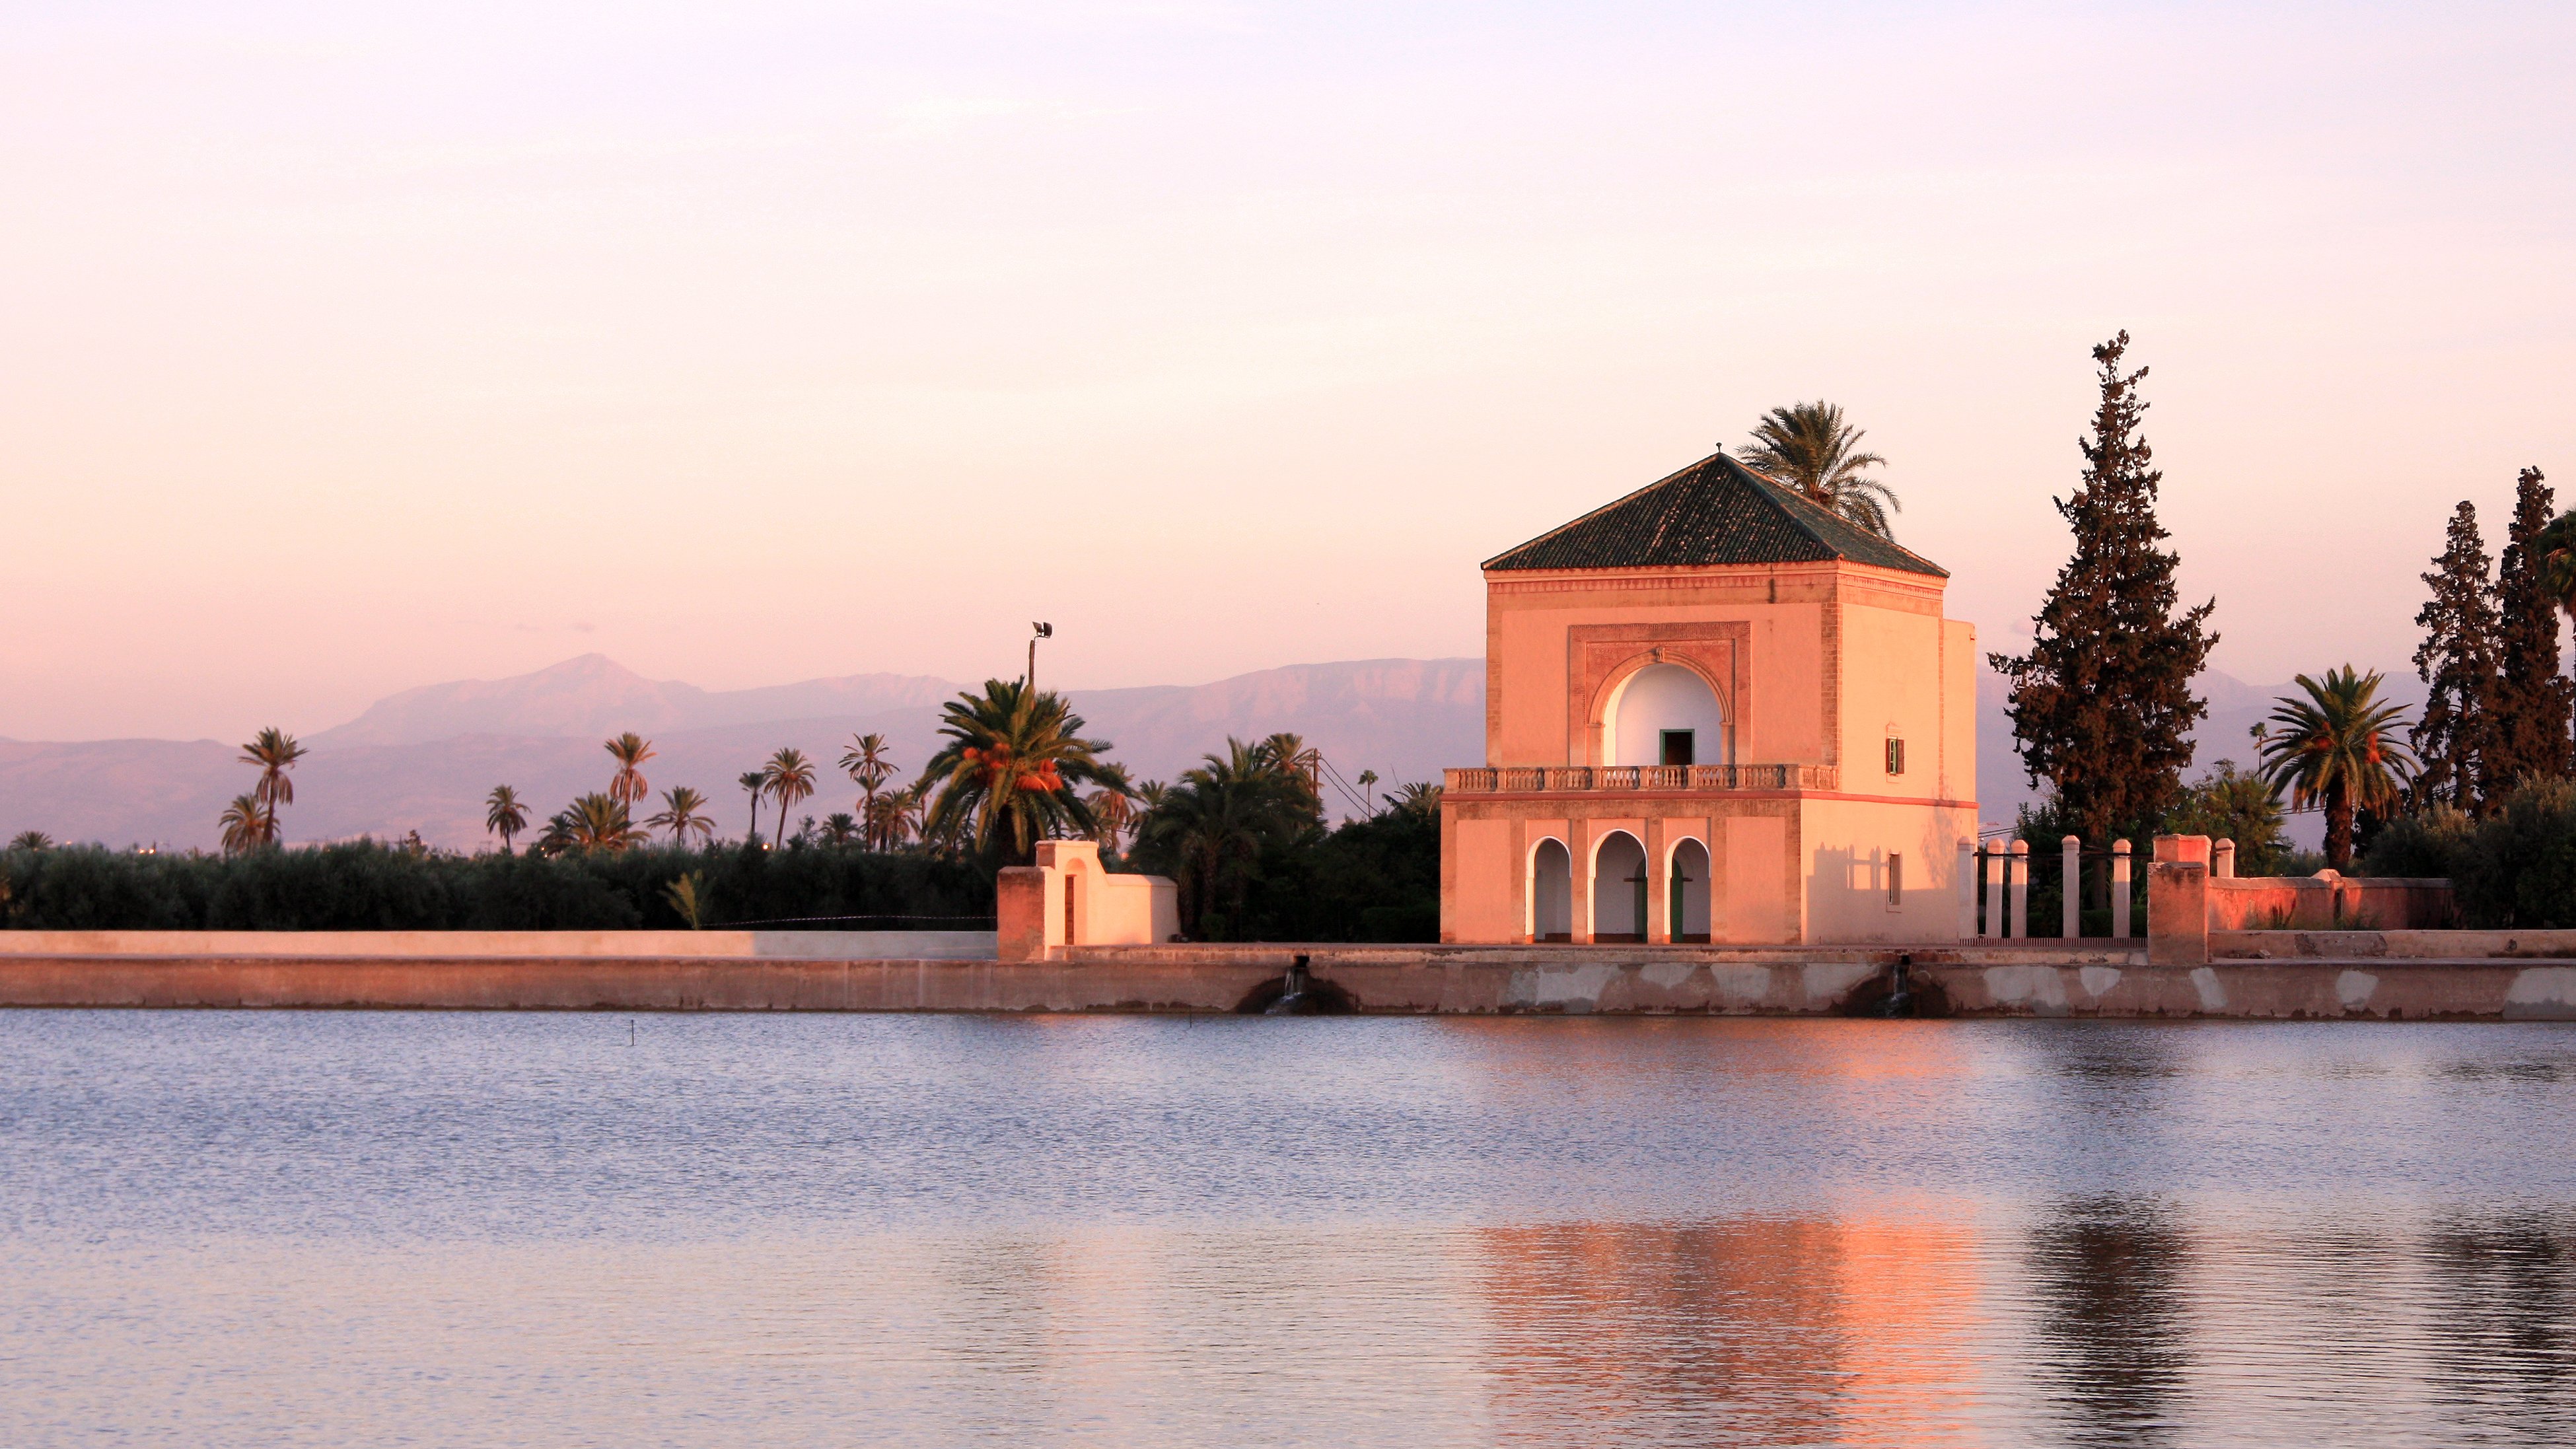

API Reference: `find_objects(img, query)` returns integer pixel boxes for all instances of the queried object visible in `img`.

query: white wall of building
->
[1606,664,1728,767]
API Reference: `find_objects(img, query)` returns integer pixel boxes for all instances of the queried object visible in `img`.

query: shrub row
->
[2363,777,2576,929]
[1194,806,1442,943]
[0,840,993,932]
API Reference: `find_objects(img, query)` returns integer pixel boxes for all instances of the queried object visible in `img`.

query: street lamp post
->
[1027,621,1053,693]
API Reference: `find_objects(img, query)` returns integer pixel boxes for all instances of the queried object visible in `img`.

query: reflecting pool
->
[3,1012,2571,1446]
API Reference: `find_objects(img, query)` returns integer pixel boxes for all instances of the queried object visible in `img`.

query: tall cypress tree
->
[2410,501,2503,811]
[2492,466,2573,781]
[1990,332,2219,847]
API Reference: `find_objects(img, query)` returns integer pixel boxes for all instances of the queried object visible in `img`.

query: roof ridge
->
[1737,465,1949,575]
[1715,454,1831,549]
[1480,448,1947,578]
[1476,454,1719,572]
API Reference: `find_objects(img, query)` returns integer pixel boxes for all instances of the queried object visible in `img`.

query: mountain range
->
[0,656,1487,850]
[3,653,2391,851]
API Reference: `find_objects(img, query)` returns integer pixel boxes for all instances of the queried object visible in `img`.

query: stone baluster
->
[1983,844,2004,939]
[2009,839,2030,938]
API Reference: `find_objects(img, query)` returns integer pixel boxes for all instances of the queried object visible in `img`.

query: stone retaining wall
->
[4,941,2571,1018]
[0,953,1266,1014]
[2211,929,2576,960]
[1927,958,2576,1020]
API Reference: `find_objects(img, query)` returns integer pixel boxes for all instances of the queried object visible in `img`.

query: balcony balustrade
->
[1441,763,1840,795]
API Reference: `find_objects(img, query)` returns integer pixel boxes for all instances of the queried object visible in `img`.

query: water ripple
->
[3,1012,2573,1446]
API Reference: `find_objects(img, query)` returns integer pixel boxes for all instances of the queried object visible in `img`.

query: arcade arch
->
[1668,837,1711,942]
[1530,837,1573,942]
[1592,830,1649,942]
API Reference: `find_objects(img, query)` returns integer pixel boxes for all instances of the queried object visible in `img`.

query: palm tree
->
[864,787,925,851]
[1355,770,1380,816]
[1129,738,1310,937]
[530,811,575,857]
[839,732,899,831]
[646,786,715,848]
[862,791,902,851]
[762,748,818,847]
[1083,760,1139,849]
[9,831,52,852]
[915,680,1122,865]
[1086,789,1138,849]
[1389,781,1444,820]
[662,870,710,929]
[738,770,768,843]
[1740,401,1900,537]
[821,812,861,846]
[560,793,644,853]
[604,733,657,806]
[1256,732,1324,820]
[239,727,306,827]
[2259,666,2418,870]
[218,794,274,855]
[485,785,530,855]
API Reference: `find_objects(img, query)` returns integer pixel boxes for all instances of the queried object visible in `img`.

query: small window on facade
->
[1888,853,1904,907]
[1661,730,1694,767]
[1885,737,1906,775]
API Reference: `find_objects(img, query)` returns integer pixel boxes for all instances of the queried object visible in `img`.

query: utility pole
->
[1027,621,1053,692]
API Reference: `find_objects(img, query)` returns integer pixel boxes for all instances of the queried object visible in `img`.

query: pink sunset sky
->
[3,1,2571,744]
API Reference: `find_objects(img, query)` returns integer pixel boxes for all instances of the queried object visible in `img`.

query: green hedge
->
[2361,778,2576,929]
[1209,806,1441,942]
[0,840,993,932]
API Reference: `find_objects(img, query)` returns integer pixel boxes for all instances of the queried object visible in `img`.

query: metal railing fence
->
[1965,838,2145,939]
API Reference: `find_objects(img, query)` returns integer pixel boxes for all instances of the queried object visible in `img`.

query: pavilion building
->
[1439,450,1977,944]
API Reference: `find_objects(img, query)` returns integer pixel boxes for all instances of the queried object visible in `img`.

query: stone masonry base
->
[2,940,2572,1019]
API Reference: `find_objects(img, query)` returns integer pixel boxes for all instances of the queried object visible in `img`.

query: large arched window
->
[1606,663,1727,767]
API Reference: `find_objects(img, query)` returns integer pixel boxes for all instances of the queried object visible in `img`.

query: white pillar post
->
[1957,838,1978,940]
[1983,844,2004,939]
[2009,839,2030,939]
[2062,835,2081,938]
[2111,839,2133,939]
[2213,839,2236,879]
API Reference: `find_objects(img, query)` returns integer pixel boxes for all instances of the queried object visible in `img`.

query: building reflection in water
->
[2026,1196,2190,1447]
[1473,1215,1987,1448]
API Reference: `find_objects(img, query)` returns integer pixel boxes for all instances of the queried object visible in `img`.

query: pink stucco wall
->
[2205,874,2454,931]
[1445,558,1976,945]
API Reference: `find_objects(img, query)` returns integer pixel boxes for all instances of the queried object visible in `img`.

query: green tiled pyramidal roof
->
[1482,451,1947,578]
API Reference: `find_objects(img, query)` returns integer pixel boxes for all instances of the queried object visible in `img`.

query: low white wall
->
[1026,840,1179,952]
[0,931,998,961]
[1092,872,1180,946]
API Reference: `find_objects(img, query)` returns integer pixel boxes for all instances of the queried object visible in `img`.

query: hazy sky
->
[5,1,2571,742]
